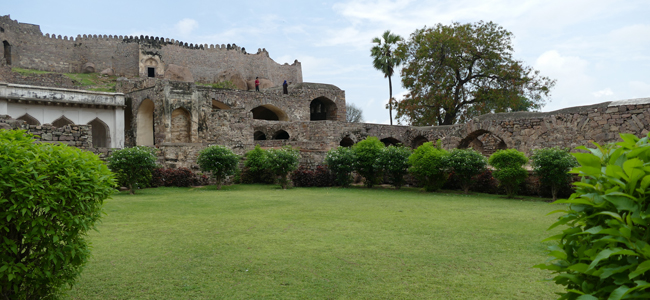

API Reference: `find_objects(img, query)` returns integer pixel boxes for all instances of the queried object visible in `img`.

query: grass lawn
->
[64,185,563,299]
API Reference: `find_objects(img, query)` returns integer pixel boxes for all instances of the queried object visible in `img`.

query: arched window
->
[251,105,288,121]
[340,137,354,147]
[310,97,337,121]
[272,130,289,140]
[171,107,191,143]
[52,116,74,128]
[254,131,267,140]
[17,114,40,126]
[3,41,11,65]
[136,99,155,146]
[88,118,111,148]
[380,137,402,147]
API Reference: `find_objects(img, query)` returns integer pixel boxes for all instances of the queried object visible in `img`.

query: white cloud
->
[174,19,199,37]
[534,50,598,110]
[592,88,614,98]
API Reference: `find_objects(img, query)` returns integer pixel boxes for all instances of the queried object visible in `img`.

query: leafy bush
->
[408,141,449,192]
[242,145,274,184]
[376,145,412,189]
[325,146,357,187]
[530,147,578,200]
[290,165,335,187]
[197,145,240,189]
[489,149,528,198]
[267,147,301,189]
[472,169,498,194]
[353,136,385,188]
[107,146,158,194]
[536,134,650,299]
[447,148,488,194]
[240,167,276,184]
[150,168,209,187]
[0,130,115,299]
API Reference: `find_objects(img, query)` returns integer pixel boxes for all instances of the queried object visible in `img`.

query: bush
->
[447,148,488,194]
[267,147,301,189]
[0,130,115,299]
[197,145,240,189]
[472,169,498,194]
[408,141,449,192]
[290,165,335,187]
[376,145,412,189]
[353,137,385,188]
[536,134,650,299]
[488,149,528,198]
[325,146,357,187]
[242,145,274,184]
[107,146,158,194]
[150,168,209,187]
[530,147,578,200]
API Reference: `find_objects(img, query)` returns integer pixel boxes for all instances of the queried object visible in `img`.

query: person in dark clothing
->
[283,80,288,94]
[255,77,260,92]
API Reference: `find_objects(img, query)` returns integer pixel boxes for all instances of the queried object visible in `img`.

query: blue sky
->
[4,0,650,124]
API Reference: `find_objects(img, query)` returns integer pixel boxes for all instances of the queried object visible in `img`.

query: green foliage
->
[245,145,268,173]
[267,147,301,189]
[325,147,357,187]
[489,149,528,198]
[370,30,403,125]
[0,130,115,299]
[408,141,449,192]
[197,145,240,190]
[376,145,412,189]
[353,137,386,188]
[531,147,578,200]
[395,21,555,126]
[106,146,158,194]
[447,148,488,194]
[11,67,52,75]
[536,134,650,299]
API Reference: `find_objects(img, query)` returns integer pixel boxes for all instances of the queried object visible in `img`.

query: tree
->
[197,145,240,190]
[353,136,385,188]
[266,147,301,189]
[530,147,577,200]
[371,30,403,126]
[325,146,357,187]
[107,146,158,194]
[488,149,528,198]
[395,21,555,126]
[346,103,364,123]
[447,148,487,194]
[1,130,115,299]
[376,145,411,189]
[408,141,449,192]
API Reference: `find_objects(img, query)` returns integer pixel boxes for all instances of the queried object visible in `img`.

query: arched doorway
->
[136,99,155,146]
[3,41,11,65]
[411,136,428,149]
[52,116,74,127]
[380,137,402,147]
[310,97,337,121]
[340,137,354,147]
[17,114,40,126]
[251,105,288,121]
[272,130,289,140]
[254,131,267,140]
[88,118,111,148]
[171,107,191,143]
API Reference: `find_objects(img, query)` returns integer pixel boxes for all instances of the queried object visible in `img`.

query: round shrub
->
[325,146,357,187]
[376,145,412,189]
[488,149,528,198]
[0,130,115,299]
[447,148,488,194]
[267,147,301,189]
[530,147,578,200]
[536,134,650,299]
[107,146,157,194]
[408,141,449,192]
[197,145,240,189]
[242,145,274,184]
[353,136,385,188]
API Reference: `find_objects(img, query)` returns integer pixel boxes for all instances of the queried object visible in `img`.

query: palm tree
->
[370,30,403,125]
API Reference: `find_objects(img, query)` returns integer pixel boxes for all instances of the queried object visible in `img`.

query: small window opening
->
[3,41,11,65]
[147,67,155,78]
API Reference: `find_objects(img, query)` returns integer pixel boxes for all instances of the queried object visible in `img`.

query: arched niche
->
[251,105,288,121]
[136,99,155,146]
[411,136,428,149]
[272,130,289,140]
[380,137,402,147]
[254,131,267,140]
[17,114,40,126]
[310,97,337,121]
[3,41,11,65]
[340,137,354,147]
[52,116,74,127]
[212,99,231,110]
[457,129,507,156]
[88,118,111,148]
[171,107,191,143]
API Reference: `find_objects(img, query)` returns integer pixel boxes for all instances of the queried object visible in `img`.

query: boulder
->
[82,62,95,73]
[214,69,247,90]
[100,68,115,76]
[246,78,274,90]
[164,64,194,82]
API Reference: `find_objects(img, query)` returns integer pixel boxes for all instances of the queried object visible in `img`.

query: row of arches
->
[14,113,110,148]
[251,98,338,122]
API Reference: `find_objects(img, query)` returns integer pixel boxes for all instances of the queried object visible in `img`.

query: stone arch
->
[458,129,508,156]
[136,99,155,146]
[171,107,191,143]
[17,113,40,126]
[411,135,428,149]
[272,130,290,140]
[310,97,337,121]
[212,99,231,110]
[3,40,11,65]
[52,116,74,127]
[340,137,354,147]
[254,131,267,140]
[380,137,402,147]
[88,118,111,148]
[251,105,288,121]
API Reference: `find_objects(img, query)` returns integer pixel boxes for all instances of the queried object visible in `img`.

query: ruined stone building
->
[2,14,650,170]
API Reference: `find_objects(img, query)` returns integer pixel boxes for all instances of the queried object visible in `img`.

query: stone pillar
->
[114,105,125,148]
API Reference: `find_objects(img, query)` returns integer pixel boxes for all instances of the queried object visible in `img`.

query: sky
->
[3,0,650,124]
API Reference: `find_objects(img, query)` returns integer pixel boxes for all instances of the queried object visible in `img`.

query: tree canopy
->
[395,21,555,126]
[346,103,364,123]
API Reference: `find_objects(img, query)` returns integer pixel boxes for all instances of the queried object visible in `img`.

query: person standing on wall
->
[255,77,260,92]
[283,80,288,94]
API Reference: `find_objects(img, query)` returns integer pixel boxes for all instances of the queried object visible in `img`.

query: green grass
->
[11,67,52,75]
[64,185,563,299]
[11,67,117,92]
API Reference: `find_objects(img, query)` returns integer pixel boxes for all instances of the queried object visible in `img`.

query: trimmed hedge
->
[151,168,209,187]
[291,165,335,187]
